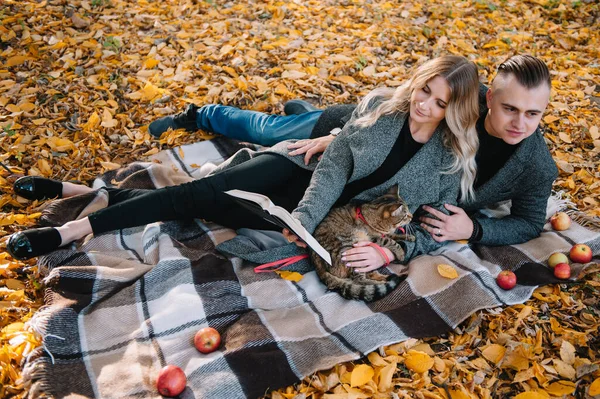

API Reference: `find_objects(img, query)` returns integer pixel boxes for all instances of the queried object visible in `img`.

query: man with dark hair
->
[419,54,556,245]
[142,54,558,246]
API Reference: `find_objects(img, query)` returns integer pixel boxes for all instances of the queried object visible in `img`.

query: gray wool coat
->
[214,109,461,261]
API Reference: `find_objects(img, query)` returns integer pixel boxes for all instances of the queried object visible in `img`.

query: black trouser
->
[88,154,313,234]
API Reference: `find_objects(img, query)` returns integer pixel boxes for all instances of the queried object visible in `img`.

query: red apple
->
[156,365,186,397]
[194,327,221,354]
[547,252,569,268]
[553,263,571,280]
[496,271,517,290]
[569,244,592,264]
[550,212,571,231]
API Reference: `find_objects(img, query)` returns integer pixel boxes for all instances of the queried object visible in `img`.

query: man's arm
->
[473,174,555,245]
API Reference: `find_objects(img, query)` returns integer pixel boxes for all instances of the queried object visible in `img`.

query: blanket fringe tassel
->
[21,272,62,399]
[551,190,600,232]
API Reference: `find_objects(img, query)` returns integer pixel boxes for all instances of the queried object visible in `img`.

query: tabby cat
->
[309,185,415,302]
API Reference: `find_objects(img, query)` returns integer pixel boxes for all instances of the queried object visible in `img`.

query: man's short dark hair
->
[497,55,551,89]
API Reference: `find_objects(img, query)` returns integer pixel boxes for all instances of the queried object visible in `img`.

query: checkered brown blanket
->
[23,138,600,399]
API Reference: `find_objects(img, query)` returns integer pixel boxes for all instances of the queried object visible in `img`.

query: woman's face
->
[409,75,451,125]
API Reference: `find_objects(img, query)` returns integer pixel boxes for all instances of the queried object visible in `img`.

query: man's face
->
[485,74,550,145]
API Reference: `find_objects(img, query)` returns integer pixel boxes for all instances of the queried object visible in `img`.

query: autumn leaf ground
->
[0,0,599,398]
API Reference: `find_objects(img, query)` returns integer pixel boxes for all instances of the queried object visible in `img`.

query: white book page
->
[225,189,332,265]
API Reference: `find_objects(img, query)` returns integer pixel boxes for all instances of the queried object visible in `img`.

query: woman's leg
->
[61,154,312,243]
[196,105,322,146]
[62,182,94,197]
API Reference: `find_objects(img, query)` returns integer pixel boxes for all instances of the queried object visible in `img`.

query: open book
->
[225,189,332,265]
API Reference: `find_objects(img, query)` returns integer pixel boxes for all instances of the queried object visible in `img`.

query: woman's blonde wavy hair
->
[352,55,480,202]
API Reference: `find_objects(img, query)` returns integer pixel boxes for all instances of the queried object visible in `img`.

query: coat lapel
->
[470,132,535,206]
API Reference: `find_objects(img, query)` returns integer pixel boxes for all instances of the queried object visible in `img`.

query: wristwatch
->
[329,127,342,136]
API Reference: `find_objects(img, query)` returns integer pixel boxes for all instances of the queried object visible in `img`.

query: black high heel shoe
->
[13,176,63,201]
[6,228,62,260]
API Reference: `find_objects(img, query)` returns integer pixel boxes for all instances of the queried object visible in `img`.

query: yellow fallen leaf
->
[274,83,292,96]
[47,137,76,152]
[404,350,434,373]
[448,388,473,399]
[481,344,506,365]
[590,126,599,139]
[144,148,160,156]
[334,75,358,85]
[545,381,576,396]
[349,364,374,387]
[178,147,185,159]
[553,359,575,380]
[82,111,101,131]
[5,55,33,67]
[559,132,572,143]
[367,352,389,367]
[503,346,530,371]
[6,104,21,113]
[274,271,303,282]
[144,58,159,69]
[589,377,600,396]
[2,322,24,335]
[38,159,52,175]
[222,66,238,78]
[101,108,118,128]
[377,363,395,391]
[5,279,26,290]
[513,367,535,383]
[513,392,549,399]
[32,118,48,125]
[437,264,458,279]
[543,115,559,124]
[100,161,121,171]
[559,340,576,365]
[18,102,35,112]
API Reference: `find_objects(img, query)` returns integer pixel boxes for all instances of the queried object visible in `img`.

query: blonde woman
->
[8,55,480,270]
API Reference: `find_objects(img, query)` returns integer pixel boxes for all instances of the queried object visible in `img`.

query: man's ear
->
[486,88,493,109]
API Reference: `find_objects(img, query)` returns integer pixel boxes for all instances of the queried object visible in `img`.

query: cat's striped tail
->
[314,265,405,302]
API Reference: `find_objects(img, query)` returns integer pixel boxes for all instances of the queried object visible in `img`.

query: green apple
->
[547,252,569,268]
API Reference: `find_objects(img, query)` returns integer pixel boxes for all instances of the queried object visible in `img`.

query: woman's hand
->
[342,241,394,272]
[420,204,473,242]
[282,228,307,248]
[287,135,336,165]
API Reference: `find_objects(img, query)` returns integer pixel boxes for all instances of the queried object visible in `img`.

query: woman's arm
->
[291,131,355,234]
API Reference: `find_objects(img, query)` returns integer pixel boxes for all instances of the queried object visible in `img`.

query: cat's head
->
[359,185,412,234]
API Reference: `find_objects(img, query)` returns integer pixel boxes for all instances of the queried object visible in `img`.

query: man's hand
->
[420,204,474,242]
[282,228,307,248]
[287,135,335,165]
[342,241,394,272]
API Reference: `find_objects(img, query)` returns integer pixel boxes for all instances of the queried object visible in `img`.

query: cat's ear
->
[391,205,403,217]
[387,184,400,197]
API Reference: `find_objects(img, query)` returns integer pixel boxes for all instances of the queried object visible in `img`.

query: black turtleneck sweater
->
[336,117,423,205]
[474,115,518,189]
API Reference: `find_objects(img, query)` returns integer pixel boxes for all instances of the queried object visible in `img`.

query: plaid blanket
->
[23,138,600,399]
